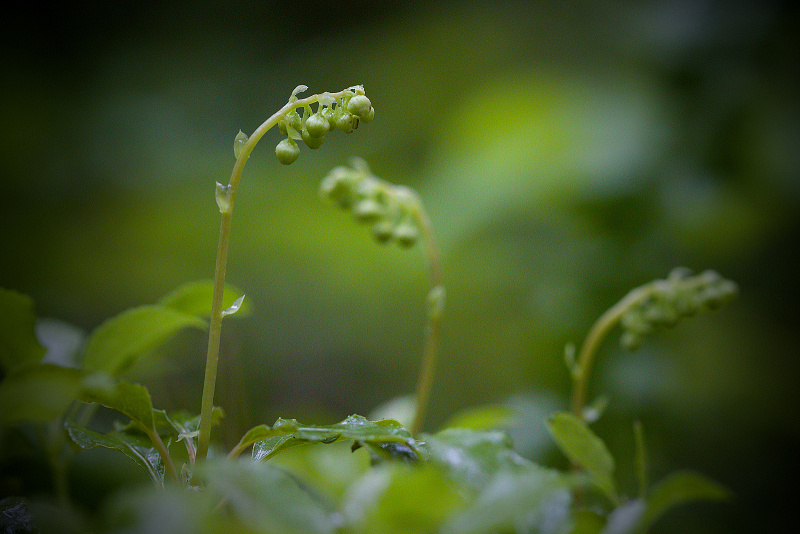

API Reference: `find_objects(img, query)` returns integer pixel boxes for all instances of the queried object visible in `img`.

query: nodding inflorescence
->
[275,87,374,164]
[619,267,738,351]
[320,158,422,248]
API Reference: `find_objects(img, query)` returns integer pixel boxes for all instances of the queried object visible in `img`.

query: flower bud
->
[275,138,300,165]
[372,220,394,244]
[335,111,357,133]
[301,128,326,149]
[305,112,330,138]
[352,198,385,223]
[283,109,302,138]
[346,95,373,119]
[393,222,419,248]
[359,106,375,124]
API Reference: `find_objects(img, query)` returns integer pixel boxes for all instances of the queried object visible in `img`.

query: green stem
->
[195,87,365,463]
[410,206,443,437]
[141,423,180,484]
[570,286,649,420]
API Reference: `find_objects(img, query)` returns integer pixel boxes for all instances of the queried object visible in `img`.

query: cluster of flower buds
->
[274,86,374,165]
[319,158,423,248]
[619,267,738,350]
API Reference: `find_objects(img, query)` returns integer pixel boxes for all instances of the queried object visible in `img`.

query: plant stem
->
[141,423,180,484]
[410,206,443,437]
[570,287,649,420]
[195,88,364,463]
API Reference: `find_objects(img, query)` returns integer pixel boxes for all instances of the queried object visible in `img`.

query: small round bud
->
[621,331,644,351]
[278,119,288,136]
[275,138,300,165]
[335,111,357,133]
[359,106,375,124]
[305,112,330,138]
[372,220,394,244]
[301,128,325,149]
[322,107,337,130]
[347,95,372,119]
[393,222,419,248]
[352,199,385,223]
[282,109,302,137]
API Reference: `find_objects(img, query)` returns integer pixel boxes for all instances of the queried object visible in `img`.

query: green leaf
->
[0,363,85,425]
[64,418,165,487]
[603,499,646,534]
[0,288,46,372]
[230,424,270,458]
[159,280,251,319]
[570,509,606,534]
[441,465,572,534]
[639,471,730,531]
[424,428,532,490]
[79,377,156,431]
[422,427,573,534]
[203,458,337,534]
[81,305,206,375]
[343,463,465,534]
[251,415,420,463]
[442,404,515,431]
[547,412,619,503]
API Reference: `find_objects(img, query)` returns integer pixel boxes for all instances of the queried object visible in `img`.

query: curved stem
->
[410,206,443,437]
[195,87,364,463]
[570,287,649,420]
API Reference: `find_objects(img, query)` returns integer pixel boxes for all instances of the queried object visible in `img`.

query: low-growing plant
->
[0,84,737,533]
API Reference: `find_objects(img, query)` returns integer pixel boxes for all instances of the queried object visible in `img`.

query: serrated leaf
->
[639,471,730,531]
[79,377,156,431]
[202,458,337,534]
[0,363,85,425]
[0,288,46,372]
[82,305,206,375]
[64,418,165,487]
[547,412,619,503]
[159,280,250,319]
[250,415,420,463]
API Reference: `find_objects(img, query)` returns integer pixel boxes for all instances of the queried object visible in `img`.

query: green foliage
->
[233,415,420,463]
[159,280,250,319]
[0,363,84,425]
[65,419,168,487]
[81,305,207,376]
[0,288,45,372]
[547,412,619,504]
[0,81,740,533]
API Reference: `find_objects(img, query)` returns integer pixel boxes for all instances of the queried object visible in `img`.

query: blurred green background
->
[2,0,798,531]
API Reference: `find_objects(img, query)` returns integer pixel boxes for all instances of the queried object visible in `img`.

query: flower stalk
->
[195,86,372,463]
